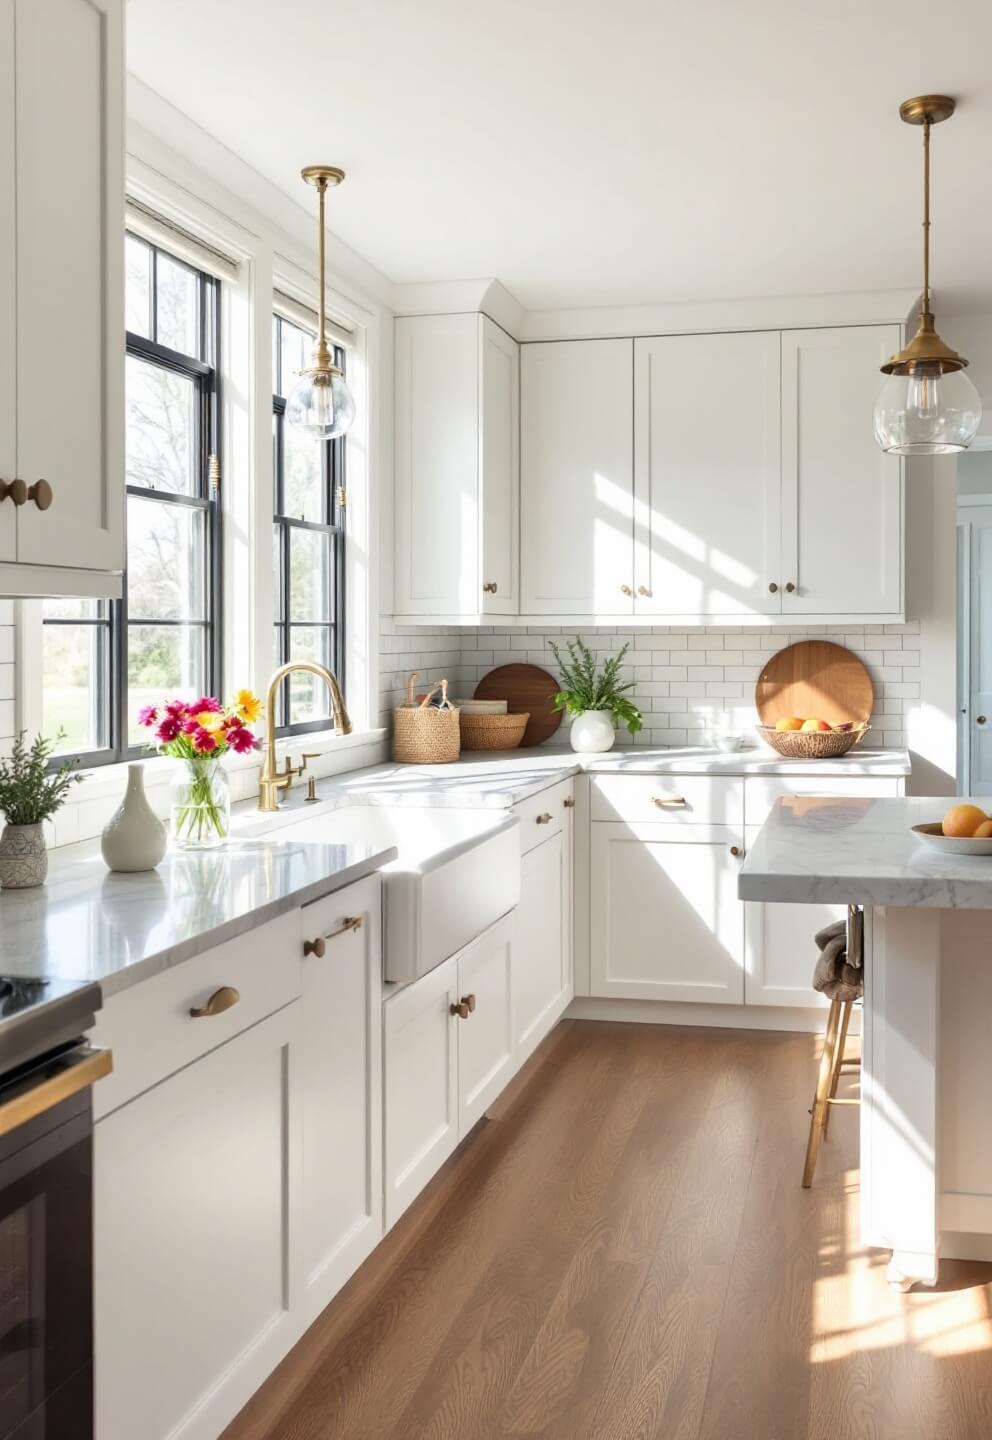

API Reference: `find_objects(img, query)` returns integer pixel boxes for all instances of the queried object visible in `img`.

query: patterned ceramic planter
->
[0,822,48,888]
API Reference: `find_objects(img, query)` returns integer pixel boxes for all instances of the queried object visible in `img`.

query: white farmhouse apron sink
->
[267,805,520,983]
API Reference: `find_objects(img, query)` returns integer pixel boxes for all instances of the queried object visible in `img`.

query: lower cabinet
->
[590,822,745,1003]
[94,1003,302,1440]
[384,911,516,1228]
[299,874,383,1323]
[515,826,573,1061]
[743,825,838,1008]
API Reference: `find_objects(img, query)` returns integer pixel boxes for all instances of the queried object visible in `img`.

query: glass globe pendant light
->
[874,96,981,456]
[286,165,356,440]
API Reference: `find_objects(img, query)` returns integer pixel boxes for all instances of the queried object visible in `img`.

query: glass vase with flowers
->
[138,691,262,849]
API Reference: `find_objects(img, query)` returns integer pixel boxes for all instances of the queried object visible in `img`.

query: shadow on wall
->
[906,453,958,798]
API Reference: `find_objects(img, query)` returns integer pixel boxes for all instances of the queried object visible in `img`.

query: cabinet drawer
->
[513,778,574,854]
[591,774,743,827]
[91,910,301,1119]
[744,775,901,828]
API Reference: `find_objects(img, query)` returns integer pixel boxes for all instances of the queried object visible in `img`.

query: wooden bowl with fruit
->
[912,804,992,856]
[755,640,873,760]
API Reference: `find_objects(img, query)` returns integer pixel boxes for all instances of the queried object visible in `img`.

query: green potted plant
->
[0,732,82,888]
[548,637,642,753]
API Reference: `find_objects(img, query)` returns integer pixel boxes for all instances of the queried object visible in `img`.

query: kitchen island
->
[741,793,992,1288]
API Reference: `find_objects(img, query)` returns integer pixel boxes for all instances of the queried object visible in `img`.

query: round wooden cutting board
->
[474,664,563,747]
[755,640,873,727]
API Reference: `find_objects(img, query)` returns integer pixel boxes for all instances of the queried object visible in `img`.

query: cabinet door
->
[521,339,634,614]
[743,827,833,1007]
[14,0,124,572]
[634,332,781,616]
[394,313,480,616]
[480,316,519,615]
[456,911,515,1133]
[590,823,744,1003]
[383,954,459,1229]
[515,831,571,1062]
[0,1,14,564]
[300,876,383,1323]
[95,1004,301,1440]
[781,326,903,616]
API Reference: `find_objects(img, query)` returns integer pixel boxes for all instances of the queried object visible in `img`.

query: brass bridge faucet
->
[257,661,351,812]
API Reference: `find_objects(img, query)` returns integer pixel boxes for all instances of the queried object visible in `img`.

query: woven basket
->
[392,673,460,764]
[756,722,870,760]
[460,712,530,752]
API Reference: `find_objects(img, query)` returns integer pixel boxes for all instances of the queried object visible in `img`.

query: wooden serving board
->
[755,640,873,727]
[474,664,563,747]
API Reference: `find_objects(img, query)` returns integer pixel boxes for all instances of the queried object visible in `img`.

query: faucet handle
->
[298,751,319,775]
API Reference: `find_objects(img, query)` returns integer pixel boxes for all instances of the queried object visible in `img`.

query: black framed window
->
[41,235,222,763]
[272,314,345,734]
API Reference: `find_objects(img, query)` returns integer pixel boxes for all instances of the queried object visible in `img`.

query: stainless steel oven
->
[0,978,109,1440]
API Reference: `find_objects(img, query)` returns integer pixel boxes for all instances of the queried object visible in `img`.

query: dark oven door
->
[0,1072,94,1440]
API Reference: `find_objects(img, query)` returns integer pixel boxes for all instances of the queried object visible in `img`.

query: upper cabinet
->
[394,312,518,620]
[0,0,124,596]
[520,339,634,614]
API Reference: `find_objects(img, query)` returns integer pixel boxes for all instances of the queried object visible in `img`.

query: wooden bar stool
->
[802,907,863,1189]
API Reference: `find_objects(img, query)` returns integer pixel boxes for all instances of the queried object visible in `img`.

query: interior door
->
[520,339,634,614]
[781,326,902,615]
[964,506,992,795]
[479,316,519,615]
[634,332,781,616]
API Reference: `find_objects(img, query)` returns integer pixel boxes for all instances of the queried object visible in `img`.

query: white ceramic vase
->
[569,709,616,754]
[101,763,168,873]
[0,822,47,888]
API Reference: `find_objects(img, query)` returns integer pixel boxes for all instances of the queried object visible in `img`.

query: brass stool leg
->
[823,999,854,1140]
[803,997,841,1189]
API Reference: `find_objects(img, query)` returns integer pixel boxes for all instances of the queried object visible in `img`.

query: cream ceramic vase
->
[569,709,616,754]
[101,764,168,873]
[0,822,48,888]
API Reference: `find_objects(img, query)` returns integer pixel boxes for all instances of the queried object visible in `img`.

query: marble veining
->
[740,795,992,908]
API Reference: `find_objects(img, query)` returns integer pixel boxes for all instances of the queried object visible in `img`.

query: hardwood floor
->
[224,1021,992,1440]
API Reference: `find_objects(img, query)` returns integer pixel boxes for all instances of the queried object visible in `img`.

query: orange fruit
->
[974,820,992,838]
[801,717,831,732]
[775,716,804,732]
[942,803,989,838]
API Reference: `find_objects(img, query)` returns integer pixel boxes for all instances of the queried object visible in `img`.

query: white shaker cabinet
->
[299,875,383,1324]
[0,0,124,594]
[781,325,903,617]
[95,1003,302,1440]
[514,805,573,1062]
[394,312,518,619]
[520,338,635,615]
[455,911,516,1132]
[633,331,782,617]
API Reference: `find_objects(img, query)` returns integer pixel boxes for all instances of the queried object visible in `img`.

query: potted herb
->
[0,732,82,888]
[549,637,642,753]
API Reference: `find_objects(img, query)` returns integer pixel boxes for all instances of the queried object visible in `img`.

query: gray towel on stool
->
[812,918,864,1003]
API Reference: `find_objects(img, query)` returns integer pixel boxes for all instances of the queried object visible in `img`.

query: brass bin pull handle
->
[189,985,240,1019]
[303,916,362,957]
[536,813,553,824]
[0,1046,113,1140]
[653,796,688,808]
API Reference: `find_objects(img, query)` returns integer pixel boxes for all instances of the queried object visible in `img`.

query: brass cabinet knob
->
[463,993,476,1013]
[189,985,240,1018]
[785,581,796,593]
[450,1000,470,1019]
[978,716,988,726]
[0,479,27,506]
[536,812,553,824]
[563,796,576,808]
[653,795,687,808]
[768,582,779,594]
[620,584,633,596]
[637,585,652,597]
[303,917,362,956]
[730,845,742,858]
[482,581,498,594]
[28,479,53,510]
[304,935,326,957]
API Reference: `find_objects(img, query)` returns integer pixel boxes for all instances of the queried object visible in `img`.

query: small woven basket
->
[460,712,530,752]
[756,722,870,760]
[392,673,460,764]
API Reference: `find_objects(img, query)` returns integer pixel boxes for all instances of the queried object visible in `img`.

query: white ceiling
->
[127,0,992,312]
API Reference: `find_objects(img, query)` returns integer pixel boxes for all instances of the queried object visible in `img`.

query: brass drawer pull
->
[303,916,362,957]
[189,985,240,1019]
[652,796,687,809]
[536,813,553,824]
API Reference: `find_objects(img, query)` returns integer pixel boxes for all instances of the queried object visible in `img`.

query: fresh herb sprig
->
[548,636,643,737]
[0,732,82,826]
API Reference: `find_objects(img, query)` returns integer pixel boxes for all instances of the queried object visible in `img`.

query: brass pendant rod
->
[921,116,931,320]
[316,175,328,365]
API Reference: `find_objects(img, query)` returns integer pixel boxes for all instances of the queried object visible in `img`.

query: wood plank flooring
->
[223,1021,992,1440]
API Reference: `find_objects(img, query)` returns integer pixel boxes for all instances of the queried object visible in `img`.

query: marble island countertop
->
[0,836,397,997]
[740,795,992,908]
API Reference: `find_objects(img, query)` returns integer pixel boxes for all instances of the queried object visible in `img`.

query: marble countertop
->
[739,795,992,908]
[0,838,396,998]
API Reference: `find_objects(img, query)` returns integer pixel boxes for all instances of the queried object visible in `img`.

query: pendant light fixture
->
[874,96,981,456]
[286,165,356,440]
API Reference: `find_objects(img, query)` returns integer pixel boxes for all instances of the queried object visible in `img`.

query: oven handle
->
[0,1045,113,1140]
